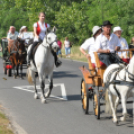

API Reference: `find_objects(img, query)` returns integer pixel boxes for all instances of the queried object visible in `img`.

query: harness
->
[104,65,134,98]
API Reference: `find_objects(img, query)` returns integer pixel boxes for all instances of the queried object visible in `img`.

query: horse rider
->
[80,26,102,63]
[7,26,18,42]
[113,26,128,59]
[27,12,62,67]
[95,20,122,67]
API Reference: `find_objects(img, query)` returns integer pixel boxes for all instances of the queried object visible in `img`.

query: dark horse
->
[8,38,26,79]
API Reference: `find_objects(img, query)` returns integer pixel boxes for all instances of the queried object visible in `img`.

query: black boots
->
[51,50,62,67]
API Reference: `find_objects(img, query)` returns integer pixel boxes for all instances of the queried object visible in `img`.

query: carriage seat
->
[121,58,130,64]
[92,61,106,68]
[92,58,130,69]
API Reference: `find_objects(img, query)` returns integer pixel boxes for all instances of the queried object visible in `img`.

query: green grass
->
[0,111,14,134]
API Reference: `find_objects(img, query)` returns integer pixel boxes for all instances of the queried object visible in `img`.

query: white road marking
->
[13,83,68,100]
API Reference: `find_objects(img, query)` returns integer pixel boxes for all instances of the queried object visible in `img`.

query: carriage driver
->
[7,26,18,42]
[27,12,62,67]
[80,26,102,63]
[95,20,122,67]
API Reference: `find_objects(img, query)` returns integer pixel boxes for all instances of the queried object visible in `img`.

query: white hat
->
[113,26,123,33]
[92,26,101,36]
[20,26,27,32]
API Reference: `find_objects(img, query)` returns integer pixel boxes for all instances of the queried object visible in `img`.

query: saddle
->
[33,43,41,55]
[31,42,41,67]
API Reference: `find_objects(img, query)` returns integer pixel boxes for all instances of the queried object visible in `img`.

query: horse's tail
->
[105,89,117,115]
[27,68,33,84]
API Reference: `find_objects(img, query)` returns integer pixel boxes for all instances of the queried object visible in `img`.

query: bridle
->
[44,33,57,48]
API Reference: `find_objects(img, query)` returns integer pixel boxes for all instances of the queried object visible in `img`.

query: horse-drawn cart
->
[80,49,134,120]
[1,37,12,76]
[0,32,34,77]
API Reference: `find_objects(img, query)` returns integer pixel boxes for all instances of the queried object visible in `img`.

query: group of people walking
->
[80,20,132,66]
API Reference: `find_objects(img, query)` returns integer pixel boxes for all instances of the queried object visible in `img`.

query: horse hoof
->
[112,119,119,125]
[120,116,125,122]
[41,99,46,104]
[34,94,39,99]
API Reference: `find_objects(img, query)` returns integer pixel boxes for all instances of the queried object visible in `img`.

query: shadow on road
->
[67,94,81,101]
[53,71,80,78]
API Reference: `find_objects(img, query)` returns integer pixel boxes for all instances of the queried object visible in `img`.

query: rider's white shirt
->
[33,21,50,42]
[118,37,128,58]
[7,31,18,41]
[80,37,97,63]
[95,33,121,53]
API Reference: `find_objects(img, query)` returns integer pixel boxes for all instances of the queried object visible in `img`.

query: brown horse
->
[8,38,26,79]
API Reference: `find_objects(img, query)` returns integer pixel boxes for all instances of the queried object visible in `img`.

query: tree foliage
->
[0,0,134,44]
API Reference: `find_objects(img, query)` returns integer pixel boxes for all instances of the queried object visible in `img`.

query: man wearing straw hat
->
[113,26,128,59]
[95,20,122,66]
[80,26,102,63]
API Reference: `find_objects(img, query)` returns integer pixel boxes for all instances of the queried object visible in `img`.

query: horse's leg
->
[16,63,19,77]
[120,93,127,121]
[45,72,53,98]
[31,70,38,99]
[38,70,46,103]
[13,57,18,79]
[19,61,23,79]
[108,91,118,124]
[115,96,119,113]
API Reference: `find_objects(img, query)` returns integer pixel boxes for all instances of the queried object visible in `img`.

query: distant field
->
[60,45,88,62]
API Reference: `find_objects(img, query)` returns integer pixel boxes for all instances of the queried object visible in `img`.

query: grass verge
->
[0,109,14,134]
[60,45,88,62]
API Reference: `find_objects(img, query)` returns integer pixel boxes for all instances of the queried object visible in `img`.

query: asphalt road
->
[0,58,133,134]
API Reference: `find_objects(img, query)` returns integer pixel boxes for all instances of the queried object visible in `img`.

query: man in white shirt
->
[95,20,121,66]
[113,26,128,58]
[7,26,18,42]
[80,26,102,63]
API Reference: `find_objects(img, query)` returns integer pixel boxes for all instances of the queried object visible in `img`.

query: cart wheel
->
[81,79,89,114]
[3,65,7,75]
[7,69,12,77]
[93,88,100,119]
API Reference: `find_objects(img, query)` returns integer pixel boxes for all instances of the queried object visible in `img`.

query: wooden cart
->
[79,49,134,119]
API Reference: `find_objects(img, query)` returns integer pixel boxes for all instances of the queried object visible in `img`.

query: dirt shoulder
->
[0,104,28,134]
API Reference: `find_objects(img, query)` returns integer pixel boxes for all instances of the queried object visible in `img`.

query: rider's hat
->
[113,26,123,33]
[20,26,27,32]
[92,26,101,36]
[101,20,113,27]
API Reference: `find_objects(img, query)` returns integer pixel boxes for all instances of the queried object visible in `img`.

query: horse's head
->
[17,37,26,55]
[43,27,60,52]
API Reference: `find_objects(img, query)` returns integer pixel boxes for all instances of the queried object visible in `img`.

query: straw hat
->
[92,26,101,36]
[20,26,27,32]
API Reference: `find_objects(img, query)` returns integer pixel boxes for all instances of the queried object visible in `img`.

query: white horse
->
[103,57,134,124]
[27,27,59,103]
